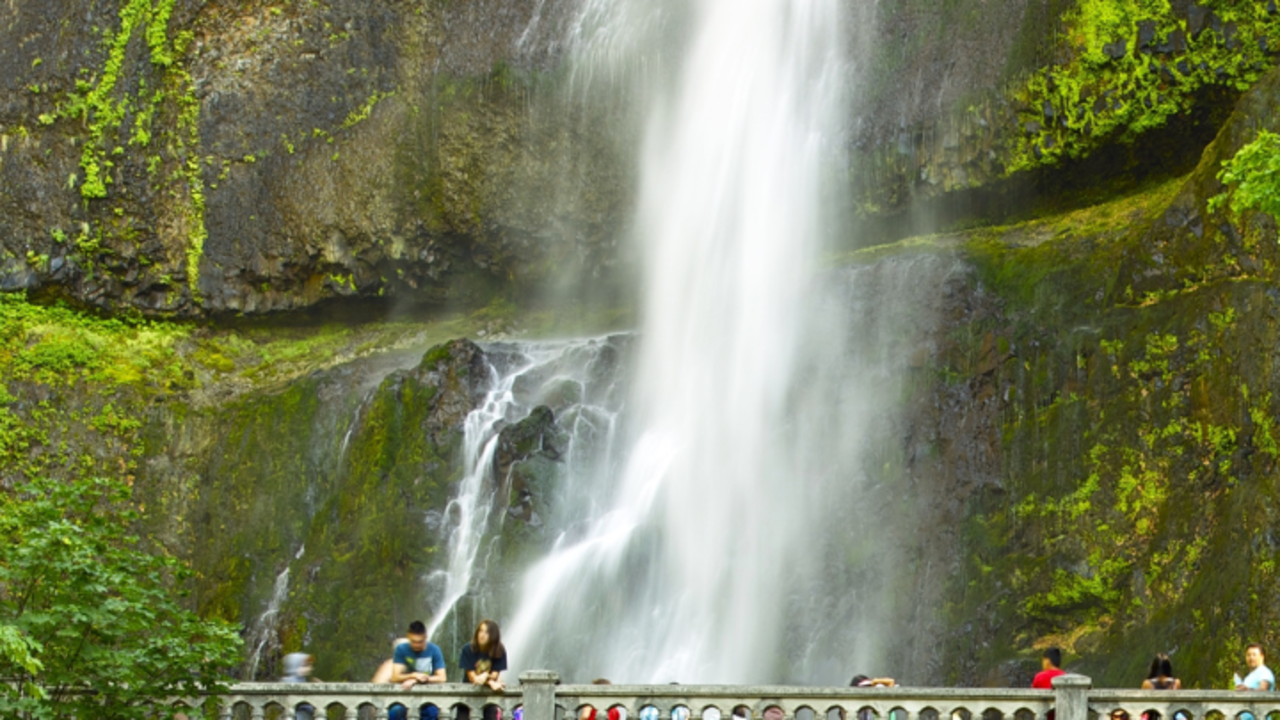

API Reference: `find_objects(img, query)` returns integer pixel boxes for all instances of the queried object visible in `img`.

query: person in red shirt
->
[1033,648,1067,689]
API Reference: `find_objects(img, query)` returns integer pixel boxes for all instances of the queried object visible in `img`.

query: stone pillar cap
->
[1052,674,1093,689]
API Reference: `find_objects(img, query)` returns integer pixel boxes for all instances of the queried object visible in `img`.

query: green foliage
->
[340,90,396,130]
[57,0,206,301]
[0,294,190,390]
[1011,0,1280,171]
[1071,0,1171,66]
[175,70,206,301]
[1211,130,1280,218]
[0,476,241,717]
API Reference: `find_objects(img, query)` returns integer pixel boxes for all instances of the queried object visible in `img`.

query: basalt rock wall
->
[883,65,1280,687]
[0,0,628,318]
[0,0,1156,318]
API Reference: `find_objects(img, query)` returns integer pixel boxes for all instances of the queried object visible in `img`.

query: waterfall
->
[246,544,305,679]
[425,338,629,640]
[504,0,858,684]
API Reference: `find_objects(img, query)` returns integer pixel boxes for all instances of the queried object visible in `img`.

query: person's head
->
[1042,647,1063,671]
[850,675,871,687]
[475,619,505,657]
[1247,644,1266,669]
[407,620,428,651]
[283,652,313,678]
[592,678,612,685]
[1148,653,1173,679]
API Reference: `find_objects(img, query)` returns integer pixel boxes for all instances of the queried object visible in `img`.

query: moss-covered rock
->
[0,0,630,317]
[854,66,1280,686]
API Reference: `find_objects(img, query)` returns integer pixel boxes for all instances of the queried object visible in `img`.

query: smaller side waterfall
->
[427,361,507,638]
[425,337,631,640]
[245,544,305,679]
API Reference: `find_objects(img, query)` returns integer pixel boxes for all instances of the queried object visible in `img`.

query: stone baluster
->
[521,670,562,720]
[1052,674,1092,720]
[251,700,267,720]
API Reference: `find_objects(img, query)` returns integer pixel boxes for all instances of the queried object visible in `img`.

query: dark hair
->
[850,675,870,687]
[474,619,505,658]
[408,620,427,635]
[1148,653,1174,679]
[1044,648,1063,669]
[592,679,612,685]
[1248,643,1266,657]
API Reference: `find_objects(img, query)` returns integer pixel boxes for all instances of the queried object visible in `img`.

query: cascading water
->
[246,544,305,679]
[423,337,630,642]
[503,0,857,684]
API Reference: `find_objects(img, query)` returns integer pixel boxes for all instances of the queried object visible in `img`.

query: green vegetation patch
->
[0,294,190,390]
[0,476,241,716]
[1212,128,1280,218]
[1010,0,1280,172]
[926,169,1280,686]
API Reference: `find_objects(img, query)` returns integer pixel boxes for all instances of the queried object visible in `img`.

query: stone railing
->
[196,673,1280,720]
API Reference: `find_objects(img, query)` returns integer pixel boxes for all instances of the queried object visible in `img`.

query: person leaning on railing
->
[458,620,509,720]
[1236,644,1274,691]
[374,620,447,720]
[1142,653,1181,691]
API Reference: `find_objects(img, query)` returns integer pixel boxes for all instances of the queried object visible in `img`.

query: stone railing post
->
[520,670,561,720]
[1052,674,1092,720]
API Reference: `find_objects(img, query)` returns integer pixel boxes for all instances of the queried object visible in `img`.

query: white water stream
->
[425,338,629,640]
[502,0,853,684]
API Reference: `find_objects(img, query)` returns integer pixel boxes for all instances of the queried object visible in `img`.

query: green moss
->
[70,0,184,199]
[1008,0,1280,172]
[340,89,396,130]
[421,342,454,368]
[1212,129,1280,218]
[923,169,1280,685]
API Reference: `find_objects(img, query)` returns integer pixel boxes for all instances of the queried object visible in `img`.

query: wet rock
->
[1137,20,1158,52]
[1188,5,1211,37]
[495,405,566,525]
[1104,41,1128,59]
[1157,29,1186,55]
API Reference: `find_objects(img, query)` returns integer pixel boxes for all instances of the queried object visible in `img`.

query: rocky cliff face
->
[1,0,629,317]
[884,65,1280,687]
[6,0,1216,317]
[7,0,1280,691]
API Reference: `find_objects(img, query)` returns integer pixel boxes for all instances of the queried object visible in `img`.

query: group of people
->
[1032,644,1275,694]
[282,619,509,720]
[277,633,1278,720]
[369,619,509,720]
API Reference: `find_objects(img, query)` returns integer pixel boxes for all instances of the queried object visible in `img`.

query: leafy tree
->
[0,476,242,719]
[1212,130,1280,219]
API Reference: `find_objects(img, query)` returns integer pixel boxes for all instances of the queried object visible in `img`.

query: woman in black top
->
[460,619,507,692]
[1142,654,1181,690]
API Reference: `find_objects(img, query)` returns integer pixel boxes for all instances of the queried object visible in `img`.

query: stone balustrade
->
[182,673,1280,720]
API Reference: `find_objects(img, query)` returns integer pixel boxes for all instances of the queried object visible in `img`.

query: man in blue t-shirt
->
[389,621,446,720]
